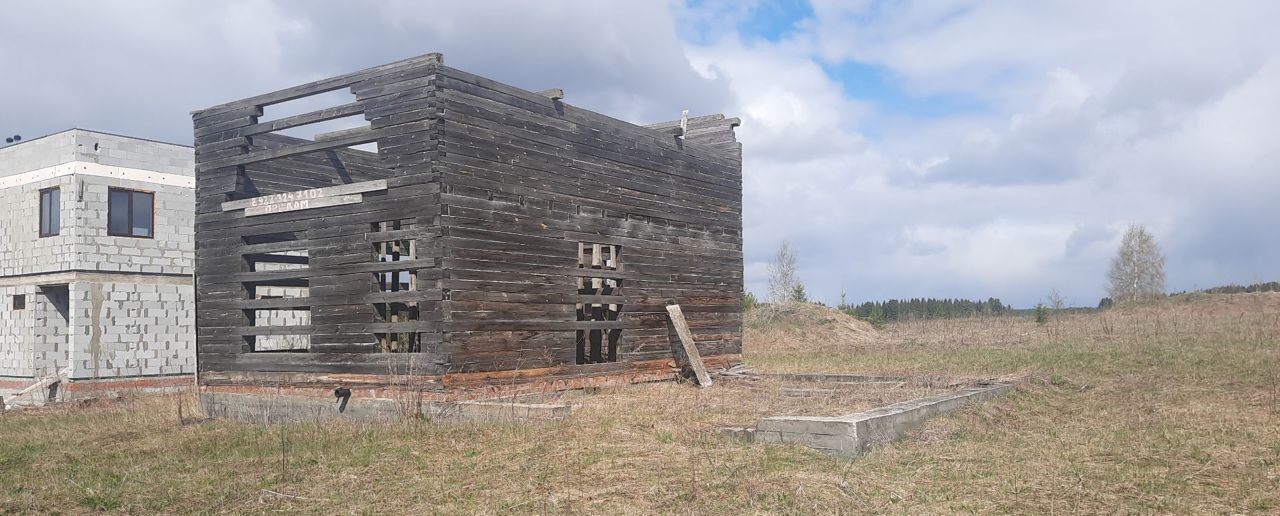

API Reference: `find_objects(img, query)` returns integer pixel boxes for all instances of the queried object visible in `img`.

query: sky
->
[2,0,1278,307]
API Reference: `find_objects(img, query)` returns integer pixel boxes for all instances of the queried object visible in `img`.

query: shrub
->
[1034,303,1049,325]
[791,284,807,303]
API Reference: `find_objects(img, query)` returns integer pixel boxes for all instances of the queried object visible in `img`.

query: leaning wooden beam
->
[666,304,713,387]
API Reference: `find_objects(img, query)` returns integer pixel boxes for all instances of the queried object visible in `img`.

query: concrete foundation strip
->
[719,383,1013,457]
[201,392,574,424]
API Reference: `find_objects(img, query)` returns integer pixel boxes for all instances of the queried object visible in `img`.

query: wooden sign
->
[220,179,387,217]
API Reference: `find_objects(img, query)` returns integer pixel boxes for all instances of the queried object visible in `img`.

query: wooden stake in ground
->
[666,304,713,387]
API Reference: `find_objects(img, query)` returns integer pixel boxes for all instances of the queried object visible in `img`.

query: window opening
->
[248,250,310,352]
[372,219,419,352]
[576,243,622,364]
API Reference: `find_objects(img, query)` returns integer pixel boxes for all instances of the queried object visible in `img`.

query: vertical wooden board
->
[665,304,713,387]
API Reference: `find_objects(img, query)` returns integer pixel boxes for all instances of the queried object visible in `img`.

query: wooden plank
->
[198,125,398,171]
[235,102,366,138]
[221,179,388,211]
[665,304,713,387]
[244,194,363,217]
[1,367,71,410]
[315,126,370,141]
[192,52,442,117]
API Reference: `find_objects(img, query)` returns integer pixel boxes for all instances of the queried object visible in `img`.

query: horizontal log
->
[193,52,442,117]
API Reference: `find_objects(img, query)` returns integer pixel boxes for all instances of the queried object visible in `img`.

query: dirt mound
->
[1113,291,1280,318]
[744,302,879,353]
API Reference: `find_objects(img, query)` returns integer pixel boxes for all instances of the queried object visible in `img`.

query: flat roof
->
[0,128,192,151]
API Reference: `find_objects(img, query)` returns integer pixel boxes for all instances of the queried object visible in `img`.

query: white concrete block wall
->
[74,176,194,276]
[0,285,36,378]
[0,131,78,177]
[69,281,195,379]
[0,174,78,277]
[0,285,69,379]
[73,131,193,177]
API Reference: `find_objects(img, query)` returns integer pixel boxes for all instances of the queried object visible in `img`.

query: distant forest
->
[836,281,1279,324]
[837,297,1011,323]
[756,281,1280,326]
[1182,281,1280,295]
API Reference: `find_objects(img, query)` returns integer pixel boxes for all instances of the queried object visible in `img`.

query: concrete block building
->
[0,129,195,404]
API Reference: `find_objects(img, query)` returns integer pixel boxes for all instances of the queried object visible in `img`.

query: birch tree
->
[767,240,801,304]
[1107,225,1166,302]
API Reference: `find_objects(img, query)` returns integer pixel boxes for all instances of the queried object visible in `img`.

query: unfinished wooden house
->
[192,53,741,416]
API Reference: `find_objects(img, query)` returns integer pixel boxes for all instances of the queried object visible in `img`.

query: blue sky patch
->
[680,0,814,44]
[822,60,991,120]
[735,0,814,42]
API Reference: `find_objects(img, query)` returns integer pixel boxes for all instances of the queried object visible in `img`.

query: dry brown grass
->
[1,293,1278,514]
[568,377,954,425]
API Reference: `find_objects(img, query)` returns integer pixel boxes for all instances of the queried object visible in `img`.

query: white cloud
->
[685,0,1280,306]
[0,1,730,142]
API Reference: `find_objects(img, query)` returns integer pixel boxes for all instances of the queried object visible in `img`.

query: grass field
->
[2,293,1278,514]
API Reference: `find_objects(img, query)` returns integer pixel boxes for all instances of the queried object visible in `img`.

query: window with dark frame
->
[107,188,154,238]
[12,295,25,310]
[39,187,60,237]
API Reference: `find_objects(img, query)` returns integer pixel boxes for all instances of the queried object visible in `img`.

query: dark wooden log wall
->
[431,64,743,373]
[194,53,447,376]
[192,52,742,383]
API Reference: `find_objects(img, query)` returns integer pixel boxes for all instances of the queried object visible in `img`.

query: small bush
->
[791,284,807,303]
[1034,303,1049,325]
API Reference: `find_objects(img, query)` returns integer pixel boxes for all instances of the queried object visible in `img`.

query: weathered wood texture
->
[665,304,713,387]
[193,52,742,387]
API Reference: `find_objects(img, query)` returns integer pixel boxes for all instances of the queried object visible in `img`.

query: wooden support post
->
[666,304,712,387]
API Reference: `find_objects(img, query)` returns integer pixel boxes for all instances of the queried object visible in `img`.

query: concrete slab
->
[760,373,913,384]
[723,383,1013,457]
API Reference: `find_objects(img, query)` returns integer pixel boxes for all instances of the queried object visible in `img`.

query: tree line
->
[1177,282,1280,294]
[838,297,1011,323]
[758,225,1273,324]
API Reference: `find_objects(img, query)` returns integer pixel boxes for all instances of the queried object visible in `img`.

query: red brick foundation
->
[62,375,194,393]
